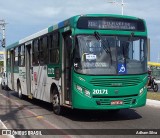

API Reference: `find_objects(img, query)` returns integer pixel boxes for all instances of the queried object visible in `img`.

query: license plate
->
[111,100,123,105]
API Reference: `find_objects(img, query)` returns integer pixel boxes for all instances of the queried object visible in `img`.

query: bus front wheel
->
[52,88,63,115]
[17,83,23,99]
[1,83,4,90]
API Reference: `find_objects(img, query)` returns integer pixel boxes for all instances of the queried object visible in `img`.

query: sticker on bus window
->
[34,72,37,84]
[118,63,127,74]
[86,54,96,60]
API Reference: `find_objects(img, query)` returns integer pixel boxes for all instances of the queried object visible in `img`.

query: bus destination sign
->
[88,20,137,30]
[77,17,145,31]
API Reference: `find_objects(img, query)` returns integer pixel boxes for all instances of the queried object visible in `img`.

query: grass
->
[147,91,160,101]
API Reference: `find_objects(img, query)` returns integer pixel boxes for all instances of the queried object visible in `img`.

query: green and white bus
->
[6,14,148,114]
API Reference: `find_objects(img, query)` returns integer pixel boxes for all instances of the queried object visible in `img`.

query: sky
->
[0,0,159,62]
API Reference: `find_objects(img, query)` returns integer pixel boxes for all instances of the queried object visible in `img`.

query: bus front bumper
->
[72,89,147,110]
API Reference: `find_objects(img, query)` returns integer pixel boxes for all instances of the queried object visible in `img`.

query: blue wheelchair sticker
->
[118,63,127,74]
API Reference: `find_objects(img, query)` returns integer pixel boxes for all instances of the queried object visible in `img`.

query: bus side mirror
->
[74,58,81,67]
[73,57,82,70]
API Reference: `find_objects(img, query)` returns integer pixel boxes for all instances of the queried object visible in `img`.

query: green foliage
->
[147,92,160,101]
[0,61,4,66]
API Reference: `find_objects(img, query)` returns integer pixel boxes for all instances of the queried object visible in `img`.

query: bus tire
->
[1,83,4,90]
[17,83,23,99]
[52,88,63,115]
[153,84,158,92]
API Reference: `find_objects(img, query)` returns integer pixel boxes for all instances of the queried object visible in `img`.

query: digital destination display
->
[77,17,145,31]
[88,20,137,30]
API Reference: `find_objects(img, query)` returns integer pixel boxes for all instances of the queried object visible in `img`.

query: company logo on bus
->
[48,68,54,75]
[47,66,55,77]
[111,83,123,86]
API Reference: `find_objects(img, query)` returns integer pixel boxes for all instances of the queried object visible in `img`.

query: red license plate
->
[111,100,123,105]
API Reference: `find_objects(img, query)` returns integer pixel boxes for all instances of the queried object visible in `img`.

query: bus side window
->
[7,50,11,69]
[32,39,39,65]
[49,32,59,64]
[14,47,18,67]
[18,45,25,67]
[39,36,48,65]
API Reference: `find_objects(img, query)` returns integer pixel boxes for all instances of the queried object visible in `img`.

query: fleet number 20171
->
[93,89,108,94]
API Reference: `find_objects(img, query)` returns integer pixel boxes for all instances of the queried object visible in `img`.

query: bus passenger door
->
[62,30,72,105]
[10,50,14,90]
[25,43,32,97]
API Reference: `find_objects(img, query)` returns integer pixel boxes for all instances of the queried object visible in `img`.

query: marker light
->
[84,89,91,97]
[139,88,144,95]
[76,85,83,93]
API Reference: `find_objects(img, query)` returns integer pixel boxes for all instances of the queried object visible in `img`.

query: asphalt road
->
[0,89,160,138]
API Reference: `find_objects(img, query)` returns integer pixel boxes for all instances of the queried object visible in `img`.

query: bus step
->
[63,104,72,108]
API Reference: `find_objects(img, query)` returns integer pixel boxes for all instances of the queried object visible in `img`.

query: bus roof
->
[6,14,145,49]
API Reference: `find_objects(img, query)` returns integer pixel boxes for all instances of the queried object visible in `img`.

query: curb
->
[146,99,160,108]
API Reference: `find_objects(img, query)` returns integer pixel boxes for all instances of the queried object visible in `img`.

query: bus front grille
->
[90,77,142,87]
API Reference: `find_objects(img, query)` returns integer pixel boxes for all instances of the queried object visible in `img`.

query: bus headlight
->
[76,84,91,98]
[84,89,91,98]
[76,85,83,93]
[139,88,144,95]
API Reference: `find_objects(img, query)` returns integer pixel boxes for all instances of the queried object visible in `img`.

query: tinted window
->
[39,36,48,64]
[32,39,39,65]
[49,32,59,64]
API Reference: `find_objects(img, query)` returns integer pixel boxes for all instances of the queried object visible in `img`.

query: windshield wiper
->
[94,31,111,53]
[122,44,126,65]
[121,32,134,65]
[94,31,112,65]
[128,32,134,42]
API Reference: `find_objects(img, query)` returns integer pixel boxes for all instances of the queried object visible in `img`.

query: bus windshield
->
[75,35,147,75]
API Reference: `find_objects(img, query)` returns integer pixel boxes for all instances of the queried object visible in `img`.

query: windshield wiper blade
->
[94,31,112,65]
[128,32,134,42]
[94,31,109,52]
[122,45,126,65]
[122,32,134,64]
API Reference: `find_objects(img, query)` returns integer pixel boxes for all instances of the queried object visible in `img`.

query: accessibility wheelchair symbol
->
[118,64,127,74]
